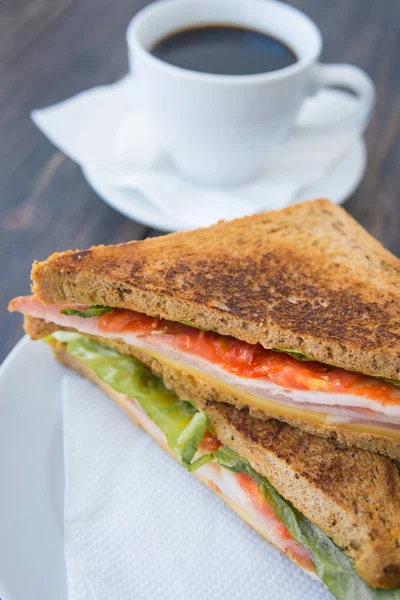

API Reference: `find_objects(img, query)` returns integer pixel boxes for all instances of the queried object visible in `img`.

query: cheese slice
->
[9,296,400,438]
[132,345,400,441]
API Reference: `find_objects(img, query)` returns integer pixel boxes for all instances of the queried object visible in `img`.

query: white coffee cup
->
[127,0,375,185]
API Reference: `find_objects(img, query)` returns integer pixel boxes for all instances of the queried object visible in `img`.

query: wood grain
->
[1,0,399,362]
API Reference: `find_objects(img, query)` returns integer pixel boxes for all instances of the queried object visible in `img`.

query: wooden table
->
[1,0,399,362]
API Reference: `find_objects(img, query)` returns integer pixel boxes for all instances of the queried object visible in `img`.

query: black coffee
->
[150,25,297,76]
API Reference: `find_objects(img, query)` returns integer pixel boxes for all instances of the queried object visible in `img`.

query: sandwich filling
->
[11,297,400,437]
[48,331,400,599]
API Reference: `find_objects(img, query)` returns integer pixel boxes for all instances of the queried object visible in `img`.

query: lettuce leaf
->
[51,332,206,469]
[273,348,315,361]
[213,447,400,600]
[60,305,114,318]
[51,332,400,599]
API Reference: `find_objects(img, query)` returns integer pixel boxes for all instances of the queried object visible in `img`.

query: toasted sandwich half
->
[9,199,400,460]
[17,332,400,598]
[8,199,400,598]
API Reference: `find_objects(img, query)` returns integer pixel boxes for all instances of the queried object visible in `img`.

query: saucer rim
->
[82,136,366,233]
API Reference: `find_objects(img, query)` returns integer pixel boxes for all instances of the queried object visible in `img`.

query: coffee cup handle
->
[309,63,375,133]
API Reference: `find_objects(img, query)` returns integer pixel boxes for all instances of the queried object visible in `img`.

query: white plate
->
[83,136,366,233]
[0,337,67,600]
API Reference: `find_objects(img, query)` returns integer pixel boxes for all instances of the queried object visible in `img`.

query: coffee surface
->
[150,25,297,76]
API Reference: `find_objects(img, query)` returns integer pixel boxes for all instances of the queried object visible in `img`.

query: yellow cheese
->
[133,346,400,441]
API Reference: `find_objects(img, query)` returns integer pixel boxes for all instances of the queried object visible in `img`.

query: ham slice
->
[10,296,400,428]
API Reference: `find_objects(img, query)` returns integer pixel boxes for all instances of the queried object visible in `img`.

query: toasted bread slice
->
[24,315,400,461]
[50,337,400,589]
[31,199,400,381]
[206,403,400,590]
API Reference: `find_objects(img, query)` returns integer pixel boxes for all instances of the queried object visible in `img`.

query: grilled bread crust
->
[30,199,400,381]
[49,337,400,590]
[24,315,400,461]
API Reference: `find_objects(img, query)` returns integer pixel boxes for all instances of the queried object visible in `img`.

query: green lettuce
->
[51,332,400,600]
[273,348,315,361]
[51,332,207,469]
[213,447,400,600]
[60,305,114,318]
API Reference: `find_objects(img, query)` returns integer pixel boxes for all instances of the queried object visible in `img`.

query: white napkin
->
[33,76,358,229]
[63,375,332,600]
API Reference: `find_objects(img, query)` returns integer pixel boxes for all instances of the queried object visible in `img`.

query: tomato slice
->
[236,473,292,540]
[98,309,400,406]
[236,474,313,571]
[199,431,221,453]
[236,473,275,516]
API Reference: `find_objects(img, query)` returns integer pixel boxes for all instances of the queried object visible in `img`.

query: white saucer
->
[83,136,366,232]
[32,77,367,234]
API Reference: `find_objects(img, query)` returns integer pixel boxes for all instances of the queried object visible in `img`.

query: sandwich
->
[9,199,400,598]
[10,199,400,459]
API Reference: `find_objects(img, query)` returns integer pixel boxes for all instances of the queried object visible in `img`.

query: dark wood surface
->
[1,0,399,362]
